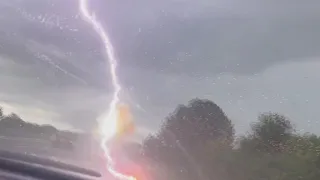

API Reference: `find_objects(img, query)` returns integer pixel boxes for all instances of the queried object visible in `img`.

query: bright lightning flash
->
[79,1,135,180]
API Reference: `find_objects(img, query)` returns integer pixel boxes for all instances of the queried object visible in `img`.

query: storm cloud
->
[0,0,320,139]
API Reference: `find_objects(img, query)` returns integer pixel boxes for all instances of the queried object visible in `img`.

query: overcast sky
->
[0,0,320,139]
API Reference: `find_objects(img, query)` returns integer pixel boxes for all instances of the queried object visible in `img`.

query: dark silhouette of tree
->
[143,98,234,180]
[241,112,294,153]
[228,113,320,180]
[161,98,234,148]
[253,113,293,143]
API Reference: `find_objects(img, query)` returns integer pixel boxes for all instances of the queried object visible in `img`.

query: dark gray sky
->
[1,0,320,140]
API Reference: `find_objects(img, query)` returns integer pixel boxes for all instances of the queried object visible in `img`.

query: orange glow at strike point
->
[115,104,135,137]
[99,104,135,141]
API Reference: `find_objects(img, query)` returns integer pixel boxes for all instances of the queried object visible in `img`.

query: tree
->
[143,98,234,180]
[233,135,320,180]
[233,112,320,180]
[161,98,234,148]
[243,112,294,153]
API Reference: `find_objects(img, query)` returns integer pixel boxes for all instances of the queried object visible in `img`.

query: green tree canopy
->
[143,98,234,180]
[240,112,294,153]
[234,113,320,180]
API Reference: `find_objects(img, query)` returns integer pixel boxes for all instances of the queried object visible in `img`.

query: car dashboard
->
[0,150,103,180]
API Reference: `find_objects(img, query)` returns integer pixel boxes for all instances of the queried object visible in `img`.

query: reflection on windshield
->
[0,0,320,180]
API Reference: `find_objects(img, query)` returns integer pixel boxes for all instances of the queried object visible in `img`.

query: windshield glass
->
[1,0,320,179]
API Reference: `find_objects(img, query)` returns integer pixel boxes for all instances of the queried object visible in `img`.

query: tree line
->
[140,98,320,180]
[0,108,77,141]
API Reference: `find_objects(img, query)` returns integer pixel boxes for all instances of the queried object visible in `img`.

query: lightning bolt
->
[79,1,135,180]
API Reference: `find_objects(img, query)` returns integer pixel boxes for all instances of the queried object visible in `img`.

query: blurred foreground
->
[0,134,101,169]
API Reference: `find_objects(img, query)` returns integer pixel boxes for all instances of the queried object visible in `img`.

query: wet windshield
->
[0,0,320,179]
